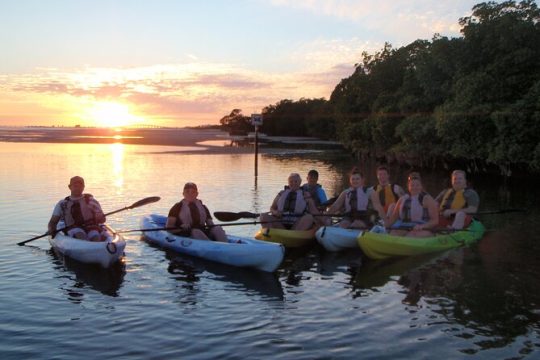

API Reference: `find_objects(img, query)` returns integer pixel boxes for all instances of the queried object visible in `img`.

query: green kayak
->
[358,220,485,260]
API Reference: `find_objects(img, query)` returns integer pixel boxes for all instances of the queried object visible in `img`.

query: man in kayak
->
[47,176,106,241]
[435,170,480,229]
[260,173,320,230]
[325,167,387,229]
[165,182,228,242]
[371,165,405,216]
[301,169,328,209]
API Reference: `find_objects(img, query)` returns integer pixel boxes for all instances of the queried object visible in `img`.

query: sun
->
[89,102,143,128]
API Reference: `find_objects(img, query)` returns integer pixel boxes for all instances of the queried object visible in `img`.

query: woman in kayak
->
[385,172,439,237]
[260,173,320,230]
[165,182,227,242]
[325,167,386,229]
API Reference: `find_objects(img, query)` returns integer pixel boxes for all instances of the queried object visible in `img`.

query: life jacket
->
[344,187,370,214]
[374,183,399,211]
[60,194,99,227]
[276,188,308,215]
[399,192,429,222]
[173,199,211,229]
[302,183,322,206]
[439,188,468,211]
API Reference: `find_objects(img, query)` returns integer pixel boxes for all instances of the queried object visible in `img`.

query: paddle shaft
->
[117,220,286,234]
[17,196,160,246]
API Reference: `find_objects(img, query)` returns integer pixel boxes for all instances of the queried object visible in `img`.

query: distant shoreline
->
[0,126,342,155]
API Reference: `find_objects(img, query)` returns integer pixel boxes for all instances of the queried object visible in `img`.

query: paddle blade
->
[128,196,161,209]
[213,211,259,221]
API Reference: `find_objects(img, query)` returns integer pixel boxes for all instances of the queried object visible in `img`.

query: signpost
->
[251,114,263,177]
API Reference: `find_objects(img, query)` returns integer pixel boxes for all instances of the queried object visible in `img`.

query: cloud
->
[1,61,350,126]
[270,0,476,43]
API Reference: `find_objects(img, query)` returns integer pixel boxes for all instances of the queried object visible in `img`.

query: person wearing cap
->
[47,176,106,242]
[260,173,320,230]
[165,182,227,242]
[385,172,439,237]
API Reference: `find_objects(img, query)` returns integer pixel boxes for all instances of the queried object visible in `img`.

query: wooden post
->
[251,114,263,178]
[254,125,259,177]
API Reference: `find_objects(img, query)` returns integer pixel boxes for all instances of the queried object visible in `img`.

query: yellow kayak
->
[358,220,485,260]
[254,227,317,248]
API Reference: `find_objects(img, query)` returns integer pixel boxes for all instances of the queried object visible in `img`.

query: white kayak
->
[315,226,363,252]
[140,214,285,272]
[49,223,126,268]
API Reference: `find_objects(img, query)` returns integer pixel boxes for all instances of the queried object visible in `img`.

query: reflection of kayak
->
[49,223,126,268]
[141,215,284,272]
[254,227,316,248]
[353,253,442,289]
[358,220,485,260]
[165,252,284,300]
[316,226,363,251]
[50,251,126,296]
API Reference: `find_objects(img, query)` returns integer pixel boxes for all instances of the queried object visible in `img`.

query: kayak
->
[315,226,363,251]
[358,220,485,260]
[49,223,126,268]
[141,215,284,272]
[254,227,316,248]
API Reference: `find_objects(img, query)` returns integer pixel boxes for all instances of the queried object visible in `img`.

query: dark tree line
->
[219,1,540,174]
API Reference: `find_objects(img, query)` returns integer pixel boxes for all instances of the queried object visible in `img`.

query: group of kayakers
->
[47,167,479,242]
[261,167,480,238]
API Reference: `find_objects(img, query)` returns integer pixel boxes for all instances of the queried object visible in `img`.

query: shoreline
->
[0,126,343,155]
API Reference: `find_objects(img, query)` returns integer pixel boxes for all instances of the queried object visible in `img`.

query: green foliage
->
[219,109,251,134]
[261,98,335,138]
[219,1,540,173]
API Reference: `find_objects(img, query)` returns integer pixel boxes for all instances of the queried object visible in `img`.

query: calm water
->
[1,139,539,359]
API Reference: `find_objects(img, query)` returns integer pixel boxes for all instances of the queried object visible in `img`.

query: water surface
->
[1,140,539,359]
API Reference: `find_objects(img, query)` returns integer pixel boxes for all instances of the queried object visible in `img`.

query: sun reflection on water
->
[110,143,124,190]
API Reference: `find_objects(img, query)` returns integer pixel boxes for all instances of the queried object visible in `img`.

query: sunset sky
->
[0,0,483,128]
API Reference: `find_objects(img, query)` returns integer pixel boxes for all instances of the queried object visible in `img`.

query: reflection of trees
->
[49,249,125,301]
[394,247,539,353]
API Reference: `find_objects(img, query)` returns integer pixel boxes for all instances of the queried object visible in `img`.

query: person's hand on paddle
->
[271,209,283,218]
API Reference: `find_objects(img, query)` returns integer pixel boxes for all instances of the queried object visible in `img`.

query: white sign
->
[251,114,263,126]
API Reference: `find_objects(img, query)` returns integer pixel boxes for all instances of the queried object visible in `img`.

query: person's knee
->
[191,229,209,240]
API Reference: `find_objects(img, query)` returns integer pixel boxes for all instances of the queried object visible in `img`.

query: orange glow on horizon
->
[88,102,144,128]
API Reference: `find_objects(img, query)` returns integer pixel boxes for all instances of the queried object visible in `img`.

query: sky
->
[0,0,486,128]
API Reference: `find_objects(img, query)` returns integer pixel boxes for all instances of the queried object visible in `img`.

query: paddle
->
[17,196,161,246]
[475,208,527,215]
[116,220,285,234]
[213,210,375,222]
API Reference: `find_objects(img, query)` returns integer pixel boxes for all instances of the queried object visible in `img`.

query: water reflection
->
[162,249,285,302]
[49,249,126,300]
[354,245,540,354]
[110,143,124,190]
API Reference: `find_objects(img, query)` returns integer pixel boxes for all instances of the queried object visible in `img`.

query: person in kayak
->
[301,169,328,209]
[325,167,386,229]
[435,170,480,229]
[166,182,227,242]
[260,172,320,230]
[47,176,106,242]
[371,165,405,216]
[385,172,439,237]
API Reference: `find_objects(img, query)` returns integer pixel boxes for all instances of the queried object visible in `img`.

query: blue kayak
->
[140,214,285,272]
